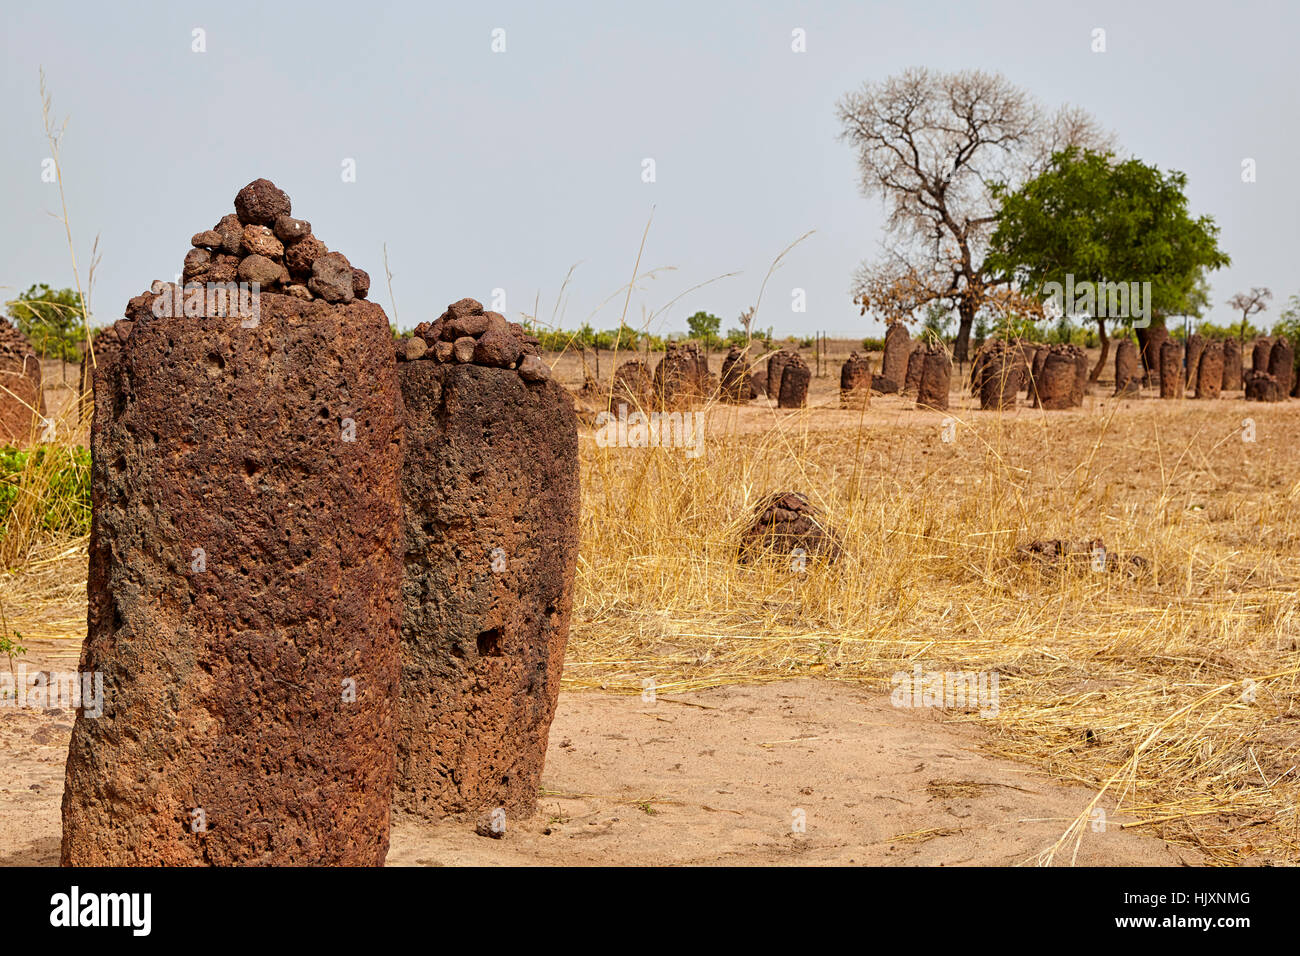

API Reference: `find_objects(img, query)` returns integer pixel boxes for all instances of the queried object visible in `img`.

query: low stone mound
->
[839,352,872,408]
[0,321,45,443]
[777,353,811,409]
[405,298,543,378]
[1245,369,1286,402]
[737,492,842,566]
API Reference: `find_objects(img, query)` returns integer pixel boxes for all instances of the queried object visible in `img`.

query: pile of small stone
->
[183,178,369,304]
[401,298,548,383]
[737,492,842,566]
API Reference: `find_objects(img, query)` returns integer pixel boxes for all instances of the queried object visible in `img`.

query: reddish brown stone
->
[1252,337,1273,374]
[1269,337,1294,396]
[1222,336,1243,391]
[719,346,754,404]
[839,352,872,408]
[915,344,951,410]
[1138,324,1170,387]
[1245,369,1285,402]
[78,329,122,424]
[394,361,579,818]
[0,321,45,443]
[61,293,403,866]
[879,323,910,392]
[1072,348,1089,406]
[737,492,842,566]
[611,359,652,409]
[1036,345,1080,409]
[778,353,811,408]
[903,345,924,394]
[234,178,292,226]
[653,342,715,409]
[1114,338,1140,396]
[1159,340,1184,399]
[1196,340,1223,399]
[766,349,794,400]
[1184,334,1206,391]
[978,345,1021,409]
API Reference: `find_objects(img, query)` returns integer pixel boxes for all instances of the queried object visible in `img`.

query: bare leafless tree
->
[1227,287,1272,344]
[837,68,1112,361]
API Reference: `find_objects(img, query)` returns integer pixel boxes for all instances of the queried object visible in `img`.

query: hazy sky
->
[2,0,1296,337]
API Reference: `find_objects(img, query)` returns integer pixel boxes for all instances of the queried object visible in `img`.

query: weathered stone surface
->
[286,235,329,281]
[0,321,45,443]
[241,224,284,259]
[766,349,794,400]
[62,293,403,866]
[238,253,288,288]
[1159,340,1184,399]
[1036,345,1080,409]
[879,323,910,392]
[915,344,951,410]
[234,178,291,226]
[653,342,715,409]
[1137,324,1170,387]
[273,216,312,244]
[1221,336,1243,392]
[1245,369,1285,402]
[609,360,652,408]
[978,345,1021,410]
[308,252,356,304]
[1185,334,1206,392]
[777,353,811,408]
[1252,337,1273,374]
[903,345,924,394]
[1269,337,1294,396]
[737,492,842,566]
[1196,340,1223,399]
[839,352,872,408]
[473,328,523,368]
[719,346,754,404]
[395,361,579,818]
[1114,338,1141,396]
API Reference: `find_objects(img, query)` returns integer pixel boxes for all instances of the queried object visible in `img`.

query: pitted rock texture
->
[777,353,811,409]
[766,349,795,400]
[184,179,369,304]
[1268,338,1294,396]
[0,321,45,443]
[652,342,716,409]
[915,345,951,411]
[737,492,842,566]
[61,292,404,866]
[405,299,543,387]
[1159,340,1184,399]
[839,352,872,408]
[719,347,755,404]
[1195,340,1223,399]
[1114,339,1141,396]
[395,361,579,818]
[1245,369,1285,402]
[879,323,911,392]
[1221,337,1243,392]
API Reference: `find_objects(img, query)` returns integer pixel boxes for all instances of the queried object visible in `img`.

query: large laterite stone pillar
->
[395,300,579,818]
[61,181,403,866]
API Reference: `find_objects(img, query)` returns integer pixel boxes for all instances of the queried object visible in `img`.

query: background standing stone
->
[1114,339,1141,396]
[1196,340,1223,399]
[1268,337,1294,396]
[0,321,45,444]
[839,352,872,408]
[1159,340,1184,399]
[1221,337,1243,392]
[766,349,794,400]
[879,323,911,392]
[915,344,951,411]
[778,353,811,408]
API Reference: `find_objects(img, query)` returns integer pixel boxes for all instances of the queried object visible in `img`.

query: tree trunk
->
[1090,318,1108,382]
[954,297,976,364]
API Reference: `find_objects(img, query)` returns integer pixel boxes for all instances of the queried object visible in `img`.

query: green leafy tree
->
[685,311,721,351]
[986,148,1230,380]
[6,284,86,383]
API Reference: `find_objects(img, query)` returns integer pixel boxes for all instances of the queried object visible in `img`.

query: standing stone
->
[1159,340,1184,399]
[0,321,45,443]
[653,342,715,409]
[777,353,811,409]
[1139,324,1170,387]
[839,352,872,408]
[903,345,924,395]
[979,347,1021,409]
[1036,346,1079,409]
[1027,346,1049,405]
[395,336,579,818]
[879,323,911,391]
[1252,337,1273,374]
[1268,337,1294,396]
[611,359,652,409]
[1184,333,1206,391]
[719,346,753,404]
[1221,337,1243,392]
[1114,339,1141,396]
[1071,348,1089,406]
[1196,340,1224,399]
[915,344,951,411]
[62,290,403,866]
[766,349,794,400]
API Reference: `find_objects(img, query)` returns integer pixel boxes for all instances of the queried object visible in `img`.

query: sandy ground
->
[0,673,1194,866]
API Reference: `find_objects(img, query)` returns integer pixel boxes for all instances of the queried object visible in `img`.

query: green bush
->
[0,445,92,537]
